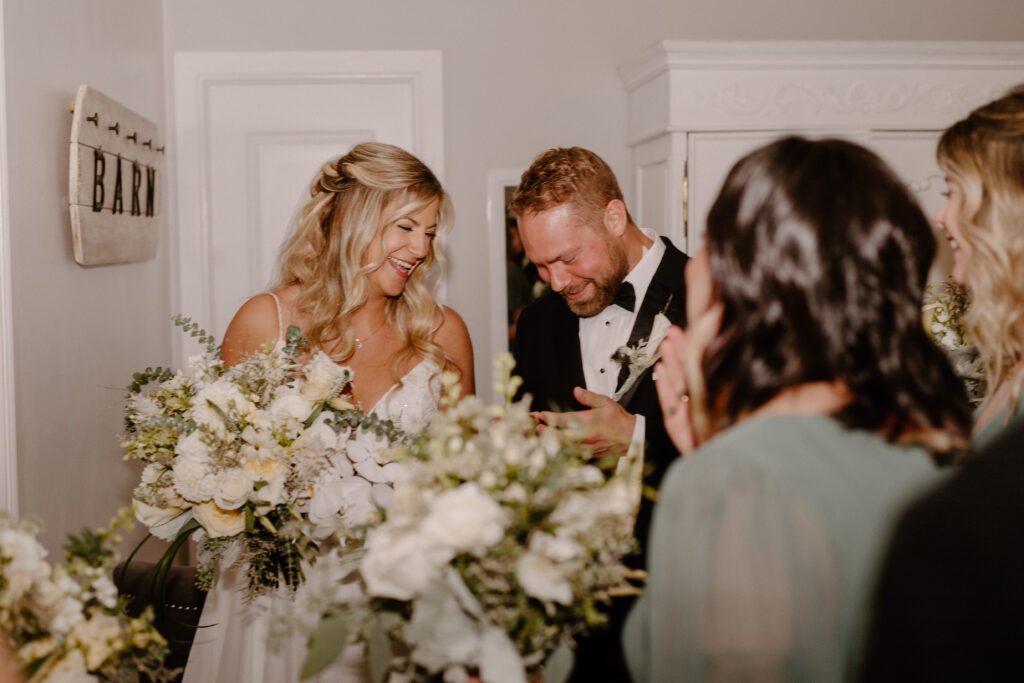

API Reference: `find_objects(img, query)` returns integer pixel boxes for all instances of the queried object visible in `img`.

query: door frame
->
[0,0,17,515]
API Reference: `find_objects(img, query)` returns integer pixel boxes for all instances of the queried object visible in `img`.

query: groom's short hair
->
[510,147,632,225]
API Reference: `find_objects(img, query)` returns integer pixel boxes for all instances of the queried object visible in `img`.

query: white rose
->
[301,352,351,401]
[132,498,185,529]
[193,501,246,538]
[213,469,253,510]
[362,526,454,600]
[422,483,507,553]
[516,551,573,605]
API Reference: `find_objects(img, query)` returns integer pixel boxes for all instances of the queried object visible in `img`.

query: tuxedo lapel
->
[626,237,688,346]
[618,237,689,410]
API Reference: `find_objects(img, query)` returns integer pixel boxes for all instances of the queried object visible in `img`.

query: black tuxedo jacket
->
[512,236,688,556]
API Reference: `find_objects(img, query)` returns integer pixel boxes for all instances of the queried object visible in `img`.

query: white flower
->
[301,352,351,401]
[49,593,86,636]
[362,526,454,600]
[267,392,314,424]
[213,469,253,510]
[91,575,119,609]
[130,395,161,421]
[43,648,93,682]
[612,311,673,402]
[242,456,287,512]
[422,483,507,553]
[193,501,246,538]
[68,611,123,670]
[515,552,573,605]
[140,463,163,485]
[0,527,49,578]
[132,498,185,529]
[172,443,217,503]
[530,532,584,563]
[175,429,212,461]
[192,379,252,436]
[308,478,372,529]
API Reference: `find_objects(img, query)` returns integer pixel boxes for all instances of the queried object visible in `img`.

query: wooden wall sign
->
[69,85,163,266]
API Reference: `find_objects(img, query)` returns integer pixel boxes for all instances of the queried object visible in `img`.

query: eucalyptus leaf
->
[366,614,393,683]
[543,642,574,683]
[300,611,350,680]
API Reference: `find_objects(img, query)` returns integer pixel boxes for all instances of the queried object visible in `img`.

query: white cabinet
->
[618,41,1024,272]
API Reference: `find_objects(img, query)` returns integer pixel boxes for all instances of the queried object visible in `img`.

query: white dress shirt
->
[578,229,665,449]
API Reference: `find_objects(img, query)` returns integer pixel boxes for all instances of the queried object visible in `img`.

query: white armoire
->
[618,41,1024,275]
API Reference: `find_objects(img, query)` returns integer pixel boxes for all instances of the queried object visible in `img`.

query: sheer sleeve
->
[624,446,846,683]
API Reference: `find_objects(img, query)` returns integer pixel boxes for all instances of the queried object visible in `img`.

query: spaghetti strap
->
[265,292,286,343]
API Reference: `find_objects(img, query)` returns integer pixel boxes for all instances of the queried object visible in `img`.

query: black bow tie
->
[611,281,635,312]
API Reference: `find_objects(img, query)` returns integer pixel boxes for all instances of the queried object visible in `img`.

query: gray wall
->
[4,0,169,554]
[163,0,1024,393]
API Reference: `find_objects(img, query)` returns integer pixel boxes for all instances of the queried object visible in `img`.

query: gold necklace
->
[354,318,387,349]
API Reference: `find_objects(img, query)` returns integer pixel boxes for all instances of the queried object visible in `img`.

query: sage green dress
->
[622,415,945,683]
[972,385,1024,450]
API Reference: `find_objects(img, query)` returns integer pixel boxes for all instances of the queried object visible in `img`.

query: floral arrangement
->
[122,317,406,599]
[297,354,640,683]
[0,508,171,682]
[923,280,986,404]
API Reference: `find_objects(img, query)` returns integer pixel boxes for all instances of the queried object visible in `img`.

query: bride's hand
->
[654,325,697,455]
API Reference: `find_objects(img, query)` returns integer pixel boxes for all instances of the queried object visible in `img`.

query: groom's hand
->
[533,387,637,459]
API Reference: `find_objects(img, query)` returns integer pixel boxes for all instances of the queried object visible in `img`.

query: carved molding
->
[702,82,1007,121]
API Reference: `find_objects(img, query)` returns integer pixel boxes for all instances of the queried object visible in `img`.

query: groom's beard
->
[560,244,629,318]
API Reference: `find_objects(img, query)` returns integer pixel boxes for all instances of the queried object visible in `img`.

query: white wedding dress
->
[184,298,441,683]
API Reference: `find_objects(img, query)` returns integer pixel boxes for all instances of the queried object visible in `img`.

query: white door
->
[173,51,444,357]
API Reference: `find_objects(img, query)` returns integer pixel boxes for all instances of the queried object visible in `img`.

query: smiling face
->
[364,196,440,298]
[517,202,628,317]
[934,176,973,285]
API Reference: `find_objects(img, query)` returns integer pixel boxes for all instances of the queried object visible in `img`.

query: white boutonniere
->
[611,310,673,403]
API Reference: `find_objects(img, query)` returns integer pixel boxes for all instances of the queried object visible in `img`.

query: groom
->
[510,147,688,681]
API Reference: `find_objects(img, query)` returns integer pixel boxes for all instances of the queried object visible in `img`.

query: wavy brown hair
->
[696,137,972,462]
[269,142,454,381]
[937,85,1024,412]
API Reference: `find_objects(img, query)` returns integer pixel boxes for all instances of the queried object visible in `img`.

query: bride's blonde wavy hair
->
[269,142,454,382]
[938,85,1024,408]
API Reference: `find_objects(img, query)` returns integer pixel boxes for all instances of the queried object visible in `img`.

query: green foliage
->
[173,314,220,355]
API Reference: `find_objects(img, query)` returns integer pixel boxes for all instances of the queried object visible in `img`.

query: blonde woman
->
[934,85,1024,447]
[184,142,473,683]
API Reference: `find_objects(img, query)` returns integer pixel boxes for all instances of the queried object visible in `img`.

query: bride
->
[183,142,474,682]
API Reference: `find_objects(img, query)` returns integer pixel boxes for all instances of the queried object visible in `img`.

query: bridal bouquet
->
[122,317,406,598]
[299,354,640,683]
[0,508,171,682]
[924,280,985,404]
